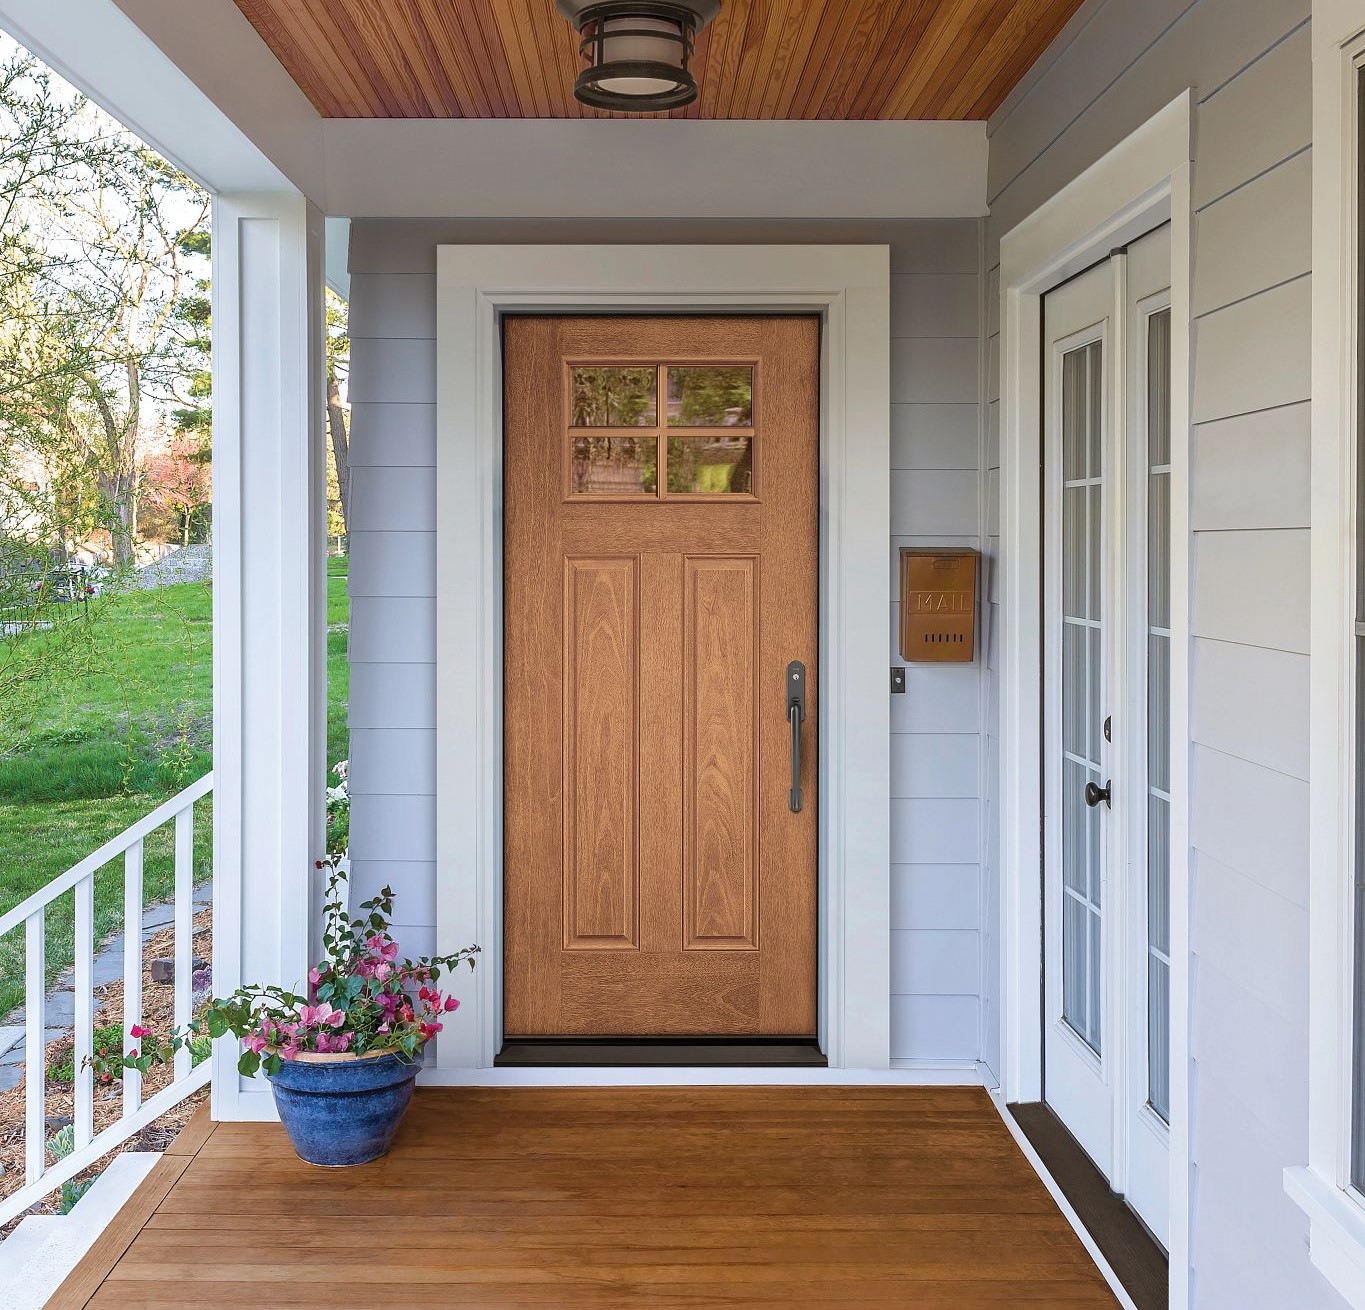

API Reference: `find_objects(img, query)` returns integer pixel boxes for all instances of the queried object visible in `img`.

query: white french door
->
[1042,224,1172,1245]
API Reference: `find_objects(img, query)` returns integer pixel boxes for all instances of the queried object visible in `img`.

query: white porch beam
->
[0,0,322,200]
[323,119,988,220]
[212,191,327,1121]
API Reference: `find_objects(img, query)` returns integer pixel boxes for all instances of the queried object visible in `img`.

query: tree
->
[325,287,350,541]
[142,432,211,546]
[0,45,209,570]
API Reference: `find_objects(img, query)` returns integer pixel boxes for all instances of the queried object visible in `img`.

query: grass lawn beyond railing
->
[0,556,350,1018]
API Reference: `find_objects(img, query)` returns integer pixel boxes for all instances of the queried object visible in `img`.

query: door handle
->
[1084,779,1111,809]
[787,661,806,813]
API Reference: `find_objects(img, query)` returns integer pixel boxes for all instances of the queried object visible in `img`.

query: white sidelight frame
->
[1288,5,1365,1305]
[998,94,1193,1307]
[211,191,329,1121]
[431,244,891,1078]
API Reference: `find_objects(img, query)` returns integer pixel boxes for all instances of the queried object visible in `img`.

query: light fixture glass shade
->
[556,1,721,111]
[595,16,686,96]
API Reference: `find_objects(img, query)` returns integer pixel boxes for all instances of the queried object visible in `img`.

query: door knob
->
[1084,780,1111,809]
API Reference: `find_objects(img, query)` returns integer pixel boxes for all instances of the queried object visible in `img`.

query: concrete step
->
[0,1152,159,1308]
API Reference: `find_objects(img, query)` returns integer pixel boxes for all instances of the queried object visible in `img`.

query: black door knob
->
[1084,780,1112,809]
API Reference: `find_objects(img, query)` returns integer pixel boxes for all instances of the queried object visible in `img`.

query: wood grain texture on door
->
[504,316,819,1037]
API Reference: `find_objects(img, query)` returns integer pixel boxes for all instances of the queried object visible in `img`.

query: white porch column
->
[211,191,327,1121]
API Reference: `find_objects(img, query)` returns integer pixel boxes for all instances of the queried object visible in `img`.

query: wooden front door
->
[503,315,819,1037]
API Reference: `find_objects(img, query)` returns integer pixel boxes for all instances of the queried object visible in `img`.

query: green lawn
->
[0,556,350,1017]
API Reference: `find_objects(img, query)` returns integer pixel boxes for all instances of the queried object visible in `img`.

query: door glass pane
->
[1146,308,1172,1122]
[667,366,753,427]
[1060,339,1104,1054]
[570,367,657,427]
[569,435,658,495]
[666,436,754,494]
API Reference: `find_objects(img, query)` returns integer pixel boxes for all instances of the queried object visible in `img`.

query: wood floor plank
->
[161,1101,216,1157]
[70,1087,1119,1308]
[47,1157,190,1310]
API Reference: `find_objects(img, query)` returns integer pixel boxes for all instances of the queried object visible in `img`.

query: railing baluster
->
[173,807,193,1080]
[0,772,211,1225]
[24,911,45,1186]
[74,876,94,1150]
[123,839,144,1115]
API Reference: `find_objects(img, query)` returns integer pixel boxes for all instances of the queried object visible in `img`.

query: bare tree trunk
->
[327,372,350,539]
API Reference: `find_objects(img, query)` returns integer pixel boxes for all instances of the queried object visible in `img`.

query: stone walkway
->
[0,883,212,1093]
[133,545,211,590]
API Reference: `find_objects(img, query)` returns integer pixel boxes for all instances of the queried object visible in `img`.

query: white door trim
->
[1288,7,1365,1306]
[430,244,891,1076]
[998,94,1192,1305]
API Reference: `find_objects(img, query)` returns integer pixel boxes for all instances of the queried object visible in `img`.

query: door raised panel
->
[684,555,759,951]
[562,556,640,950]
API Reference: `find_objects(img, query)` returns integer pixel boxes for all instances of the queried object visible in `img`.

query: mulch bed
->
[0,907,213,1234]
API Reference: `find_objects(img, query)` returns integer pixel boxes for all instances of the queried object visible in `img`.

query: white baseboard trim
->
[987,1088,1140,1310]
[416,1063,987,1089]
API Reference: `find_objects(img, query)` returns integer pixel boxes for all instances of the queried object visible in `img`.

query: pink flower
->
[373,962,393,982]
[281,1041,301,1060]
[365,934,399,963]
[443,996,460,1013]
[299,1003,346,1029]
[334,1033,353,1052]
[243,1032,269,1055]
[315,1032,333,1053]
[129,1024,151,1039]
[308,967,324,987]
[418,1021,442,1041]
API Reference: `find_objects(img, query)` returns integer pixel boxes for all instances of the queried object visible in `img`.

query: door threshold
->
[496,1039,827,1068]
[1009,1102,1168,1310]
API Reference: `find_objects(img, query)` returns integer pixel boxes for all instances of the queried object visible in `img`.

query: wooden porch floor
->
[53,1087,1118,1308]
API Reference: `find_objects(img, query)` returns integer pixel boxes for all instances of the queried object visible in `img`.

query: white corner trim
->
[432,244,891,1075]
[997,91,1193,1310]
[1295,8,1365,1304]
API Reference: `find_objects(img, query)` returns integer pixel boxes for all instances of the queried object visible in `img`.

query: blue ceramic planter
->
[267,1051,418,1167]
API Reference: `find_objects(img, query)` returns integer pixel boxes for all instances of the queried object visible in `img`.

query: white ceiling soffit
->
[0,0,323,200]
[322,118,989,220]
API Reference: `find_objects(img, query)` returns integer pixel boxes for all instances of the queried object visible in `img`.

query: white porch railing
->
[0,773,212,1227]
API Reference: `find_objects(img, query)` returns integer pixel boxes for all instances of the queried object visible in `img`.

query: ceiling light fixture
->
[556,1,721,112]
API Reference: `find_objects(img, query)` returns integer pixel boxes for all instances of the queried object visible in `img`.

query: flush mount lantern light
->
[556,0,722,112]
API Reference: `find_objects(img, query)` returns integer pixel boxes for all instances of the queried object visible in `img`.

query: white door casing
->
[430,245,893,1081]
[999,92,1192,1304]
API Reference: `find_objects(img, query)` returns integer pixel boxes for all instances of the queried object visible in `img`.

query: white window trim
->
[1291,6,1365,1304]
[430,244,894,1080]
[998,92,1193,1310]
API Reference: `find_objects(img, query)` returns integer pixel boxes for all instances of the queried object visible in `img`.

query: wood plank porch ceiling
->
[231,0,1086,119]
[53,1088,1119,1308]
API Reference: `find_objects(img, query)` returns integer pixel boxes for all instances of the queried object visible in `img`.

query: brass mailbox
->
[899,548,979,663]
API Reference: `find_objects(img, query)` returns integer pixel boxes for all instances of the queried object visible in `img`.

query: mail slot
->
[899,548,979,663]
